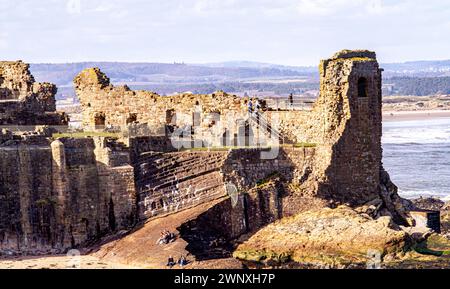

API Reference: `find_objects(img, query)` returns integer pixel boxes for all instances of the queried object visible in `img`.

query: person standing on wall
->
[255,99,261,124]
[289,93,294,110]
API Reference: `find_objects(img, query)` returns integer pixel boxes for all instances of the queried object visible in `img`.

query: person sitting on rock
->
[167,256,176,268]
[178,255,188,267]
[157,230,177,245]
[156,231,169,245]
[168,232,177,243]
[156,232,164,245]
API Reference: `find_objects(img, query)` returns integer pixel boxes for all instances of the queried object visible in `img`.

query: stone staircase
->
[247,111,285,145]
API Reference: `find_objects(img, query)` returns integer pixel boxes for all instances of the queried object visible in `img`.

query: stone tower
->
[316,50,383,205]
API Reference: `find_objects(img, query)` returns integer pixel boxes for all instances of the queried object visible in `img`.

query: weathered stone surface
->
[0,61,68,125]
[331,49,377,60]
[74,69,251,137]
[0,50,414,262]
[0,134,135,254]
[410,197,446,212]
[233,205,410,268]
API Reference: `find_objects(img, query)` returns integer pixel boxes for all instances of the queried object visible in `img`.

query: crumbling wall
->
[74,68,250,134]
[222,148,316,192]
[0,50,412,256]
[134,147,317,231]
[311,51,383,206]
[0,135,57,253]
[0,61,68,125]
[263,51,388,208]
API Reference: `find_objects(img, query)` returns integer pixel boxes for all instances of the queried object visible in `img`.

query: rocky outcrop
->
[410,197,445,212]
[233,205,411,268]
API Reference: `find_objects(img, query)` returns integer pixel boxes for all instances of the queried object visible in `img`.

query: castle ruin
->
[0,61,68,126]
[0,50,410,257]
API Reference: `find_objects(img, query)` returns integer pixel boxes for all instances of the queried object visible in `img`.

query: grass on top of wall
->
[182,146,269,151]
[291,142,317,148]
[181,143,317,151]
[52,131,120,139]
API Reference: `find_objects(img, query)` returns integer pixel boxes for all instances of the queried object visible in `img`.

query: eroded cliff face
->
[0,61,68,125]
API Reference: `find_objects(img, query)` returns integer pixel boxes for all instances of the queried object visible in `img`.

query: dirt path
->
[90,197,242,269]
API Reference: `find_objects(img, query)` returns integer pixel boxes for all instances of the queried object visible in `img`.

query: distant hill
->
[197,60,317,72]
[30,62,315,87]
[381,60,450,77]
[28,59,450,99]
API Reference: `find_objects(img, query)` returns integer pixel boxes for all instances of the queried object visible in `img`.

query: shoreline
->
[383,109,450,122]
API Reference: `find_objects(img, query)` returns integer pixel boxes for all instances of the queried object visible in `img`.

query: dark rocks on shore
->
[404,197,446,212]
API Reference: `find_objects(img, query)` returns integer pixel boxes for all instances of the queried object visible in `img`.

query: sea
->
[382,117,450,201]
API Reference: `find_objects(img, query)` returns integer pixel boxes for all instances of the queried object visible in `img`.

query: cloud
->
[0,32,8,50]
[0,0,449,64]
[66,0,82,15]
[296,0,402,17]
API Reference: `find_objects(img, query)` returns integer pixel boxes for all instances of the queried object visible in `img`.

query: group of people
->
[166,255,188,268]
[248,99,262,114]
[156,230,176,245]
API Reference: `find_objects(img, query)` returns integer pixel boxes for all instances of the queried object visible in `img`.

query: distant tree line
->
[127,81,320,96]
[384,76,450,96]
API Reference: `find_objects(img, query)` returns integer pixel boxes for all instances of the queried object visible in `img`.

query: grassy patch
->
[53,131,120,139]
[335,57,376,62]
[414,235,450,257]
[292,142,317,148]
[233,249,292,264]
[183,146,274,152]
[256,172,280,188]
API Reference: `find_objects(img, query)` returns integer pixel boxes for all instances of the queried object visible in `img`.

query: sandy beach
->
[0,255,137,269]
[383,110,450,122]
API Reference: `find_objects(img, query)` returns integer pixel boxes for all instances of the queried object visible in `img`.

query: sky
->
[1,0,450,66]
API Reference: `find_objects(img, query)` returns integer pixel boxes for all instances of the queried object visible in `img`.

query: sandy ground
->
[0,255,137,269]
[383,109,450,122]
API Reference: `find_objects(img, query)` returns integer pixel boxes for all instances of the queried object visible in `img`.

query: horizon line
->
[7,58,448,67]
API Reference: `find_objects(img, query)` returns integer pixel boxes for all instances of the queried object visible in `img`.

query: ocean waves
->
[382,117,450,200]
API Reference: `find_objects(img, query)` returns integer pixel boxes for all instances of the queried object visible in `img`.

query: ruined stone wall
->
[93,137,136,230]
[129,136,176,163]
[309,51,383,205]
[135,151,229,220]
[0,61,35,100]
[222,148,316,191]
[0,61,67,126]
[0,136,55,253]
[0,132,136,254]
[74,68,250,135]
[262,51,384,207]
[264,111,312,144]
[243,181,283,233]
[135,147,316,223]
